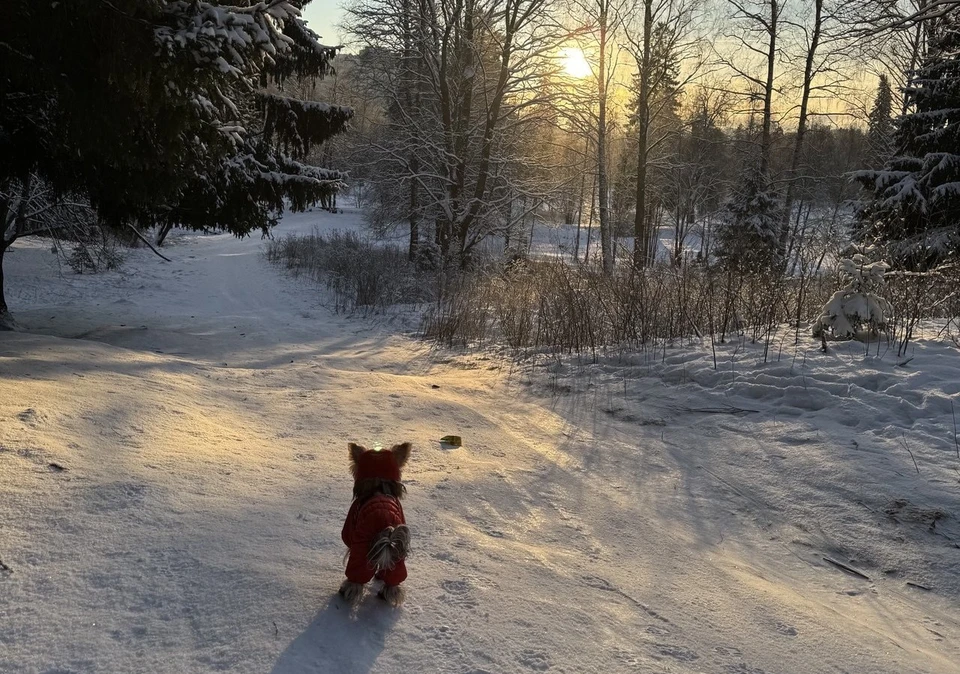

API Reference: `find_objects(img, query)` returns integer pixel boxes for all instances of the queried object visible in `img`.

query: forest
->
[2,0,959,348]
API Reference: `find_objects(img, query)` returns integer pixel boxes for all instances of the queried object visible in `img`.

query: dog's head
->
[348,442,411,501]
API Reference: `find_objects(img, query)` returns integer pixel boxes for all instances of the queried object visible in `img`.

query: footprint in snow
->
[774,621,798,636]
[17,408,46,427]
[580,574,616,592]
[517,649,551,671]
[724,664,767,674]
[653,643,699,662]
[85,482,148,512]
[416,624,462,658]
[439,579,478,608]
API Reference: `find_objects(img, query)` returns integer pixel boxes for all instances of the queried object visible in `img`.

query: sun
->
[561,47,592,79]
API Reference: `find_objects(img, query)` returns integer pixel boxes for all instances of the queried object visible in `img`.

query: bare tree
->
[346,0,564,268]
[778,0,854,256]
[663,84,731,263]
[842,0,943,114]
[623,0,702,267]
[564,0,635,274]
[723,0,785,178]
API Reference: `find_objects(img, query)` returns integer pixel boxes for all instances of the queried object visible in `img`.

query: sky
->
[302,0,349,48]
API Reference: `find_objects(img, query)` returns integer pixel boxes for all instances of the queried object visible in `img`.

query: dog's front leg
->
[338,580,365,603]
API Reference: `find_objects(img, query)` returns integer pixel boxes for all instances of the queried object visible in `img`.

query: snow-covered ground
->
[2,209,959,674]
[498,220,696,264]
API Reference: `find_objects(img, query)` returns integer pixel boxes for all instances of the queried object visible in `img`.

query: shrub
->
[813,254,891,341]
[265,229,436,314]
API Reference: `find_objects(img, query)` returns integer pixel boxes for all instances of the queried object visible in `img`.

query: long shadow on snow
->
[271,595,398,674]
[0,326,432,375]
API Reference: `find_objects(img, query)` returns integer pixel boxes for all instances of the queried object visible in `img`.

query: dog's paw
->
[338,580,364,603]
[378,584,406,607]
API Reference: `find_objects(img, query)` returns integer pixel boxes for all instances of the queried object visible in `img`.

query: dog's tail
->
[367,525,410,571]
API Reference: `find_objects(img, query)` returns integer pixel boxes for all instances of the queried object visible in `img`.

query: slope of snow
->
[2,211,959,674]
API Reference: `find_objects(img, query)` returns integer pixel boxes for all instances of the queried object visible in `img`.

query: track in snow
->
[2,209,958,673]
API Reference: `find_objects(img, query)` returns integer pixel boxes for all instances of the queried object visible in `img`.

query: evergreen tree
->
[855,16,960,269]
[715,166,781,272]
[866,74,895,168]
[0,0,351,324]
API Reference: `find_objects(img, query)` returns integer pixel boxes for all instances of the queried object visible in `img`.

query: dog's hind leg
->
[378,584,405,607]
[338,580,365,603]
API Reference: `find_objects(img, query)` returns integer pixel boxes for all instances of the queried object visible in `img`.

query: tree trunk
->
[632,0,653,269]
[436,218,451,260]
[585,168,598,264]
[156,221,175,247]
[0,181,27,329]
[408,167,420,261]
[779,0,821,260]
[760,0,778,179]
[597,2,613,276]
[402,0,419,262]
[574,138,589,262]
[574,171,585,262]
[0,240,13,330]
[903,7,926,116]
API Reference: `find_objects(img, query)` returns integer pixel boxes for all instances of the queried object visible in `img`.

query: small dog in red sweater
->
[339,442,411,606]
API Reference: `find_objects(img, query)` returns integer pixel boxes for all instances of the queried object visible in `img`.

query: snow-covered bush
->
[813,254,892,340]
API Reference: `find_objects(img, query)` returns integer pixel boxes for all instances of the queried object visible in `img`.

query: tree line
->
[324,0,959,275]
[1,0,957,327]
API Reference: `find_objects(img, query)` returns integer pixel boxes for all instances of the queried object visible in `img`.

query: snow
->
[491,219,704,264]
[2,209,960,673]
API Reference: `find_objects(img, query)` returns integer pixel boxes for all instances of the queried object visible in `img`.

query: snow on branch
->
[156,0,336,83]
[260,93,354,158]
[814,253,892,341]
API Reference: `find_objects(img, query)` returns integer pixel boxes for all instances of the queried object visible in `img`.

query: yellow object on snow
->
[440,435,462,447]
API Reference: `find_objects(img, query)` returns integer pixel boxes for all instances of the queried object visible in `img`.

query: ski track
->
[1,208,959,674]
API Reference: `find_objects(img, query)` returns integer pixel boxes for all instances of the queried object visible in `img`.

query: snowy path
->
[2,211,959,674]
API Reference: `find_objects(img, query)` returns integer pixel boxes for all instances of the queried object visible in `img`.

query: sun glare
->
[561,47,592,79]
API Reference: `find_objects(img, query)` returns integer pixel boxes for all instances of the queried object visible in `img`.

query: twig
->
[0,558,11,574]
[900,433,920,475]
[906,581,931,591]
[685,404,760,415]
[822,556,871,580]
[126,223,172,262]
[273,621,278,637]
[952,400,959,460]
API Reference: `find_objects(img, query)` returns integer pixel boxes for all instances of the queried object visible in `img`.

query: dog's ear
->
[348,442,367,474]
[390,442,412,468]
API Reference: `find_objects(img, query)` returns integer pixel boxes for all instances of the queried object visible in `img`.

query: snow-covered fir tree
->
[813,252,892,341]
[855,15,960,269]
[0,0,351,324]
[714,167,781,273]
[148,1,353,238]
[866,75,895,168]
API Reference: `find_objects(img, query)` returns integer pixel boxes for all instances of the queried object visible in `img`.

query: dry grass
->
[267,231,960,360]
[265,229,437,314]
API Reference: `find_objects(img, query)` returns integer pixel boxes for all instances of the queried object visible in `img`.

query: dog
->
[339,442,412,606]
